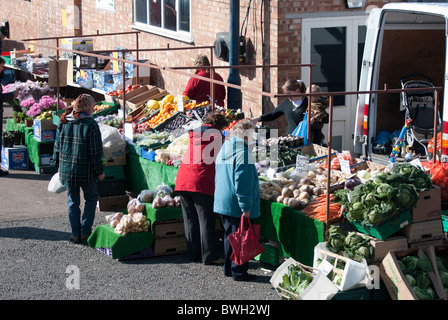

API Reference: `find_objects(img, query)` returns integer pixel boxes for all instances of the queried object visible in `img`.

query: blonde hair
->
[307,84,322,94]
[194,54,210,68]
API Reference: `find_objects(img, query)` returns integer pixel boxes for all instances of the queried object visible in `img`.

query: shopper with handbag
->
[214,120,261,281]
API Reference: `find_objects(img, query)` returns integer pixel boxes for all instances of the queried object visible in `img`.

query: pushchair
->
[400,74,441,157]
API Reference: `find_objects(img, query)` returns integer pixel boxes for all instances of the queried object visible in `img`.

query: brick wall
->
[1,0,397,134]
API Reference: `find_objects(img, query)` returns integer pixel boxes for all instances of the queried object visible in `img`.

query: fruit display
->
[106,84,141,97]
[35,110,53,120]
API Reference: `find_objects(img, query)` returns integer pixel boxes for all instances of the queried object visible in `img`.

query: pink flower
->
[20,97,36,109]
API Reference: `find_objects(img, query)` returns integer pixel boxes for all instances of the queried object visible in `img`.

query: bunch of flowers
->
[3,80,53,103]
[22,95,67,118]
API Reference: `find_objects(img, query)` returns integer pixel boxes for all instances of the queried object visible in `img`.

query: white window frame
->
[301,15,368,106]
[132,0,193,43]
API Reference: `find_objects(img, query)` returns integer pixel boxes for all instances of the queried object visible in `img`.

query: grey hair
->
[231,119,255,140]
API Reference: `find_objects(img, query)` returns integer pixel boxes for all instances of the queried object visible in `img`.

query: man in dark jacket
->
[0,57,18,176]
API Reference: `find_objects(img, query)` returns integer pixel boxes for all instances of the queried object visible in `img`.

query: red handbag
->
[228,216,265,265]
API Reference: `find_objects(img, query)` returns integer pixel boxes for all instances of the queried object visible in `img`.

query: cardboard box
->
[97,194,129,211]
[153,236,186,256]
[270,257,339,300]
[40,154,55,166]
[103,143,127,167]
[412,186,442,222]
[61,38,94,59]
[121,86,168,110]
[48,59,68,87]
[399,219,445,244]
[1,146,28,170]
[380,247,446,300]
[93,70,116,91]
[10,49,33,59]
[153,221,185,238]
[369,236,409,263]
[313,242,368,291]
[33,119,57,142]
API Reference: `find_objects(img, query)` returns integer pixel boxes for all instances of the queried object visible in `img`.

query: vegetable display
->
[105,198,150,236]
[325,224,374,264]
[277,263,314,299]
[398,253,438,300]
[341,163,431,226]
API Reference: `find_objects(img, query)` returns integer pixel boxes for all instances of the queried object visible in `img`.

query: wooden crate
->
[153,236,186,256]
[153,220,185,238]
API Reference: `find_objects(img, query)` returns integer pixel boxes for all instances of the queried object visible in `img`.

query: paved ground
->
[0,105,281,305]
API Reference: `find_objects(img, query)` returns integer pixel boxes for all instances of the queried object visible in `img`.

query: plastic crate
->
[93,101,119,117]
[346,209,412,240]
[442,211,448,232]
[97,246,154,261]
[101,165,125,182]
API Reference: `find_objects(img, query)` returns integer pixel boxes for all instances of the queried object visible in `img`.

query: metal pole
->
[227,0,241,110]
[433,90,439,163]
[325,95,334,226]
[56,38,60,110]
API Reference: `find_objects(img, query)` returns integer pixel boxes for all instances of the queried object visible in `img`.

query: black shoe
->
[0,169,9,177]
[69,235,81,243]
[233,274,257,282]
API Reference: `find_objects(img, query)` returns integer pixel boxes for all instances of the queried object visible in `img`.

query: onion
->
[293,189,301,198]
[300,178,312,185]
[283,197,290,205]
[282,187,293,198]
[152,196,166,208]
[298,191,310,200]
[277,195,284,203]
[288,198,300,209]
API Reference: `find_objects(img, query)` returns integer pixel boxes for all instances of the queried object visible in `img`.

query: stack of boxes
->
[399,186,445,247]
[33,118,58,174]
[1,145,28,170]
[97,136,129,211]
[151,218,187,256]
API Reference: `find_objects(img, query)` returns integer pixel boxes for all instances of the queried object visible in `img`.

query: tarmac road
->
[0,105,280,304]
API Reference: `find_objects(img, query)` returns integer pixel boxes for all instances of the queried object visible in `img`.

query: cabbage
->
[393,184,419,209]
[401,256,418,274]
[416,272,431,289]
[440,271,448,287]
[405,274,416,286]
[375,183,396,200]
[417,254,433,273]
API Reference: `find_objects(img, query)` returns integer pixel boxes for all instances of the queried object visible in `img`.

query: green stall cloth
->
[124,152,178,194]
[256,199,325,266]
[144,203,183,225]
[24,127,54,167]
[87,224,154,260]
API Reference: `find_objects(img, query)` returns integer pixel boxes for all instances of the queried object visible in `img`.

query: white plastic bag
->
[47,172,66,194]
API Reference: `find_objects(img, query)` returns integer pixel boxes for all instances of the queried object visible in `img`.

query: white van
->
[354,2,448,163]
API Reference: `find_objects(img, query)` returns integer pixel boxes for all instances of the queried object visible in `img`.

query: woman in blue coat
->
[214,120,260,281]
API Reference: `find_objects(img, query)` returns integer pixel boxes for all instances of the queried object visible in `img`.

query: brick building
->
[1,0,401,149]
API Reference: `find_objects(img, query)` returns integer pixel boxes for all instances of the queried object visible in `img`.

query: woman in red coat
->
[183,54,226,107]
[175,111,228,265]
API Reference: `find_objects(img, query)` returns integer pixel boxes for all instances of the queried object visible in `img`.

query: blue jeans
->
[66,182,98,237]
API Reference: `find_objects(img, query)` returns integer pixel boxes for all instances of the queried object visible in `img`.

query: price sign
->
[295,155,309,178]
[177,95,184,112]
[340,158,351,175]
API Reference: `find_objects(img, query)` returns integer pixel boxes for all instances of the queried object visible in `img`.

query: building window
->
[133,0,192,43]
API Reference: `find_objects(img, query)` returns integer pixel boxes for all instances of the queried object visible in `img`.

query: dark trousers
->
[220,214,250,280]
[178,191,218,264]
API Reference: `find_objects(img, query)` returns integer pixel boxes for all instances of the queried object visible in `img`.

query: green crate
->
[101,165,125,182]
[347,209,412,240]
[442,213,448,233]
[3,55,11,65]
[93,101,119,117]
[34,164,57,175]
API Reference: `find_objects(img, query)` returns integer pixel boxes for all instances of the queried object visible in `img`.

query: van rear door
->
[354,8,382,158]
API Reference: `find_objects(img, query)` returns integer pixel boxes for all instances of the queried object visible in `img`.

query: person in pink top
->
[183,54,226,107]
